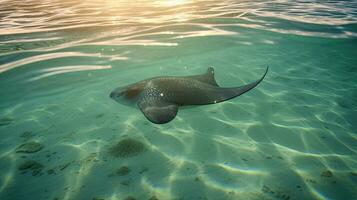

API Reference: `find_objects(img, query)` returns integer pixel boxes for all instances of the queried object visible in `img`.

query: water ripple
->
[0,0,356,51]
[0,52,119,73]
[29,65,112,81]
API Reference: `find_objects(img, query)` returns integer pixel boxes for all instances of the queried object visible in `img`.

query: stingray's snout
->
[110,91,122,99]
[110,87,125,99]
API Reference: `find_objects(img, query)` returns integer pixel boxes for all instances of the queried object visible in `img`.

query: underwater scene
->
[0,0,356,200]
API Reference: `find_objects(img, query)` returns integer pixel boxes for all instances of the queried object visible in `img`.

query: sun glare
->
[160,0,190,7]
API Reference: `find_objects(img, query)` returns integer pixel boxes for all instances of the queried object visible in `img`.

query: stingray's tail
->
[234,65,268,96]
[215,66,268,102]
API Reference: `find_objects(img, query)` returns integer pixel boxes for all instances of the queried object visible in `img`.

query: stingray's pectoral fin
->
[138,100,178,124]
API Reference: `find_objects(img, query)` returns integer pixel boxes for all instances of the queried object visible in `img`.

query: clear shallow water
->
[0,0,357,199]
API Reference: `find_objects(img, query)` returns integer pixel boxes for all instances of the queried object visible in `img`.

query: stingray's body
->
[110,67,268,124]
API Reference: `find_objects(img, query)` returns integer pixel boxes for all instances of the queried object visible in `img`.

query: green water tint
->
[0,0,357,200]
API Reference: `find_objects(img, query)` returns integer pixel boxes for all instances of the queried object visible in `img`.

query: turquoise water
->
[0,0,357,199]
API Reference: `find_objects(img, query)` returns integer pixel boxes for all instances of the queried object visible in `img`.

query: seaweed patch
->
[109,139,145,158]
[18,160,44,176]
[16,141,44,153]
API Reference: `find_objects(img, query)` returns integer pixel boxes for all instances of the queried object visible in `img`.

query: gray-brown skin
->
[110,67,268,124]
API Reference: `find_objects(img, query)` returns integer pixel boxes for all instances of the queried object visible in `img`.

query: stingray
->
[110,66,268,124]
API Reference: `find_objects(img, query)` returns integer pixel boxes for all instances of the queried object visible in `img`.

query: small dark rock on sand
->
[95,113,105,118]
[306,178,317,184]
[20,131,35,139]
[121,180,131,186]
[321,170,333,178]
[109,139,145,158]
[18,160,44,176]
[139,167,149,174]
[262,185,291,200]
[108,166,130,177]
[0,116,13,126]
[16,141,44,153]
[47,169,55,175]
[148,196,159,200]
[59,162,72,171]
